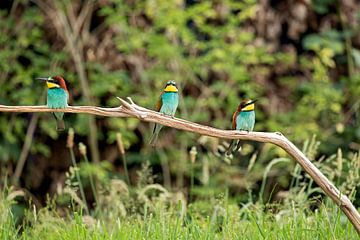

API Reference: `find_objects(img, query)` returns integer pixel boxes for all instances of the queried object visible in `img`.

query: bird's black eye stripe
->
[48,79,57,83]
[243,100,257,107]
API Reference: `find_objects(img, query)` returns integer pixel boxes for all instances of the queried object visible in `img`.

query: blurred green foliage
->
[0,0,359,206]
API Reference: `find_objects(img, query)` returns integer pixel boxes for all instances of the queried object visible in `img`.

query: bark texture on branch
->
[0,98,359,234]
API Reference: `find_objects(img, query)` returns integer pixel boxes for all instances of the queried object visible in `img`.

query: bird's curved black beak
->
[36,77,49,81]
[244,99,258,107]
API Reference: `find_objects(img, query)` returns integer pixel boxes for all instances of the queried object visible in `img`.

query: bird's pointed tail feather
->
[56,119,65,131]
[149,123,163,147]
[225,140,236,155]
[225,140,241,155]
[53,112,65,131]
[149,132,159,147]
[235,140,242,152]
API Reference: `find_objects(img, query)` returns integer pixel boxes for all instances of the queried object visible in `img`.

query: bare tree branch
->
[0,99,359,234]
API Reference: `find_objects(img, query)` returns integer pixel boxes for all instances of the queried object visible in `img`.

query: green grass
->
[1,195,358,240]
[1,141,359,240]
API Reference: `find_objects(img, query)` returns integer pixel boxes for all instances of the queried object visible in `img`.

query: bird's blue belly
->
[47,88,68,109]
[236,111,255,131]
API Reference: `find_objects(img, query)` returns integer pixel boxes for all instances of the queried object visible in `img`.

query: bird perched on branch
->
[226,99,257,155]
[37,75,69,131]
[149,80,179,146]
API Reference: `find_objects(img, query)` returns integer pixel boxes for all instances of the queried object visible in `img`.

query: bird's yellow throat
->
[47,82,60,89]
[164,85,178,92]
[242,103,255,111]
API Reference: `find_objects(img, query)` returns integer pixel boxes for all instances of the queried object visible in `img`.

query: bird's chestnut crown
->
[37,75,68,90]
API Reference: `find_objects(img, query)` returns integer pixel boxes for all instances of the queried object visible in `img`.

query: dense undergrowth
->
[0,195,357,239]
[1,136,359,239]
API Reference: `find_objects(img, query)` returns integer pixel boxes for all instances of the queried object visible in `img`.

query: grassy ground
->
[1,193,358,240]
[2,144,359,239]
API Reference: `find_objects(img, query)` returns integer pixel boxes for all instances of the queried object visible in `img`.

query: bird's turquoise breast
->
[236,110,255,131]
[160,92,179,116]
[47,88,68,109]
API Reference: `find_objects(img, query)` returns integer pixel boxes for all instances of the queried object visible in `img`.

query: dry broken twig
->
[0,98,359,234]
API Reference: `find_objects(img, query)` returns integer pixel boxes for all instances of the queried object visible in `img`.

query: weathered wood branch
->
[0,98,359,234]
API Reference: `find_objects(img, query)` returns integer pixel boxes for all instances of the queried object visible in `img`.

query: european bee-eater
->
[149,80,179,146]
[37,75,69,131]
[226,99,257,155]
